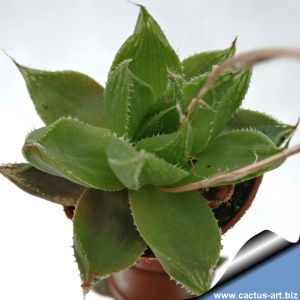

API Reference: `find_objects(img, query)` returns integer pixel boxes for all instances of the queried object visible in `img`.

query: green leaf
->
[129,186,221,295]
[134,105,180,140]
[182,73,208,109]
[14,61,106,127]
[104,60,154,138]
[164,72,186,105]
[22,118,123,191]
[93,279,112,297]
[135,122,193,166]
[0,163,86,206]
[134,4,168,41]
[111,6,181,100]
[216,256,228,269]
[177,130,281,187]
[188,69,251,154]
[225,109,297,146]
[74,189,146,294]
[182,40,236,80]
[106,135,188,190]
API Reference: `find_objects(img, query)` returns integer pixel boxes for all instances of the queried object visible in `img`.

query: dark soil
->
[213,178,256,228]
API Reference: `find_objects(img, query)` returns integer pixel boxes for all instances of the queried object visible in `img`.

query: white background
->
[0,1,299,299]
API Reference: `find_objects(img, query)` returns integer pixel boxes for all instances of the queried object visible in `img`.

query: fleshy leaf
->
[106,135,188,190]
[135,122,193,166]
[129,186,221,295]
[111,6,181,99]
[164,72,186,105]
[187,69,251,154]
[182,40,236,80]
[0,163,85,206]
[176,130,281,187]
[74,189,146,294]
[93,279,112,297]
[22,118,123,191]
[134,4,168,41]
[182,74,208,110]
[14,61,107,127]
[104,59,154,138]
[134,105,180,140]
[225,109,297,146]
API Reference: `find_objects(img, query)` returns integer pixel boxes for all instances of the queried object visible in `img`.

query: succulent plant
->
[1,5,300,298]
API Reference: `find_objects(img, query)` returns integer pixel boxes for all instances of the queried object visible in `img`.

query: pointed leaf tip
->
[226,109,297,146]
[231,36,238,49]
[74,189,146,293]
[12,59,107,127]
[182,40,237,80]
[0,163,86,206]
[134,5,163,37]
[3,51,21,69]
[111,5,181,99]
[82,282,93,297]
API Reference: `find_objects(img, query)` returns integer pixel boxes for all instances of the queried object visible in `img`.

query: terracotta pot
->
[107,257,195,300]
[104,177,263,300]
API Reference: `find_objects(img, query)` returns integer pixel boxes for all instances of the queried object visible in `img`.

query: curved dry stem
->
[161,143,300,193]
[186,48,300,118]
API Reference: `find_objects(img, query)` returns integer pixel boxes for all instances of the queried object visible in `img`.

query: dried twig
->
[163,48,300,193]
[161,143,300,193]
[185,48,300,118]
